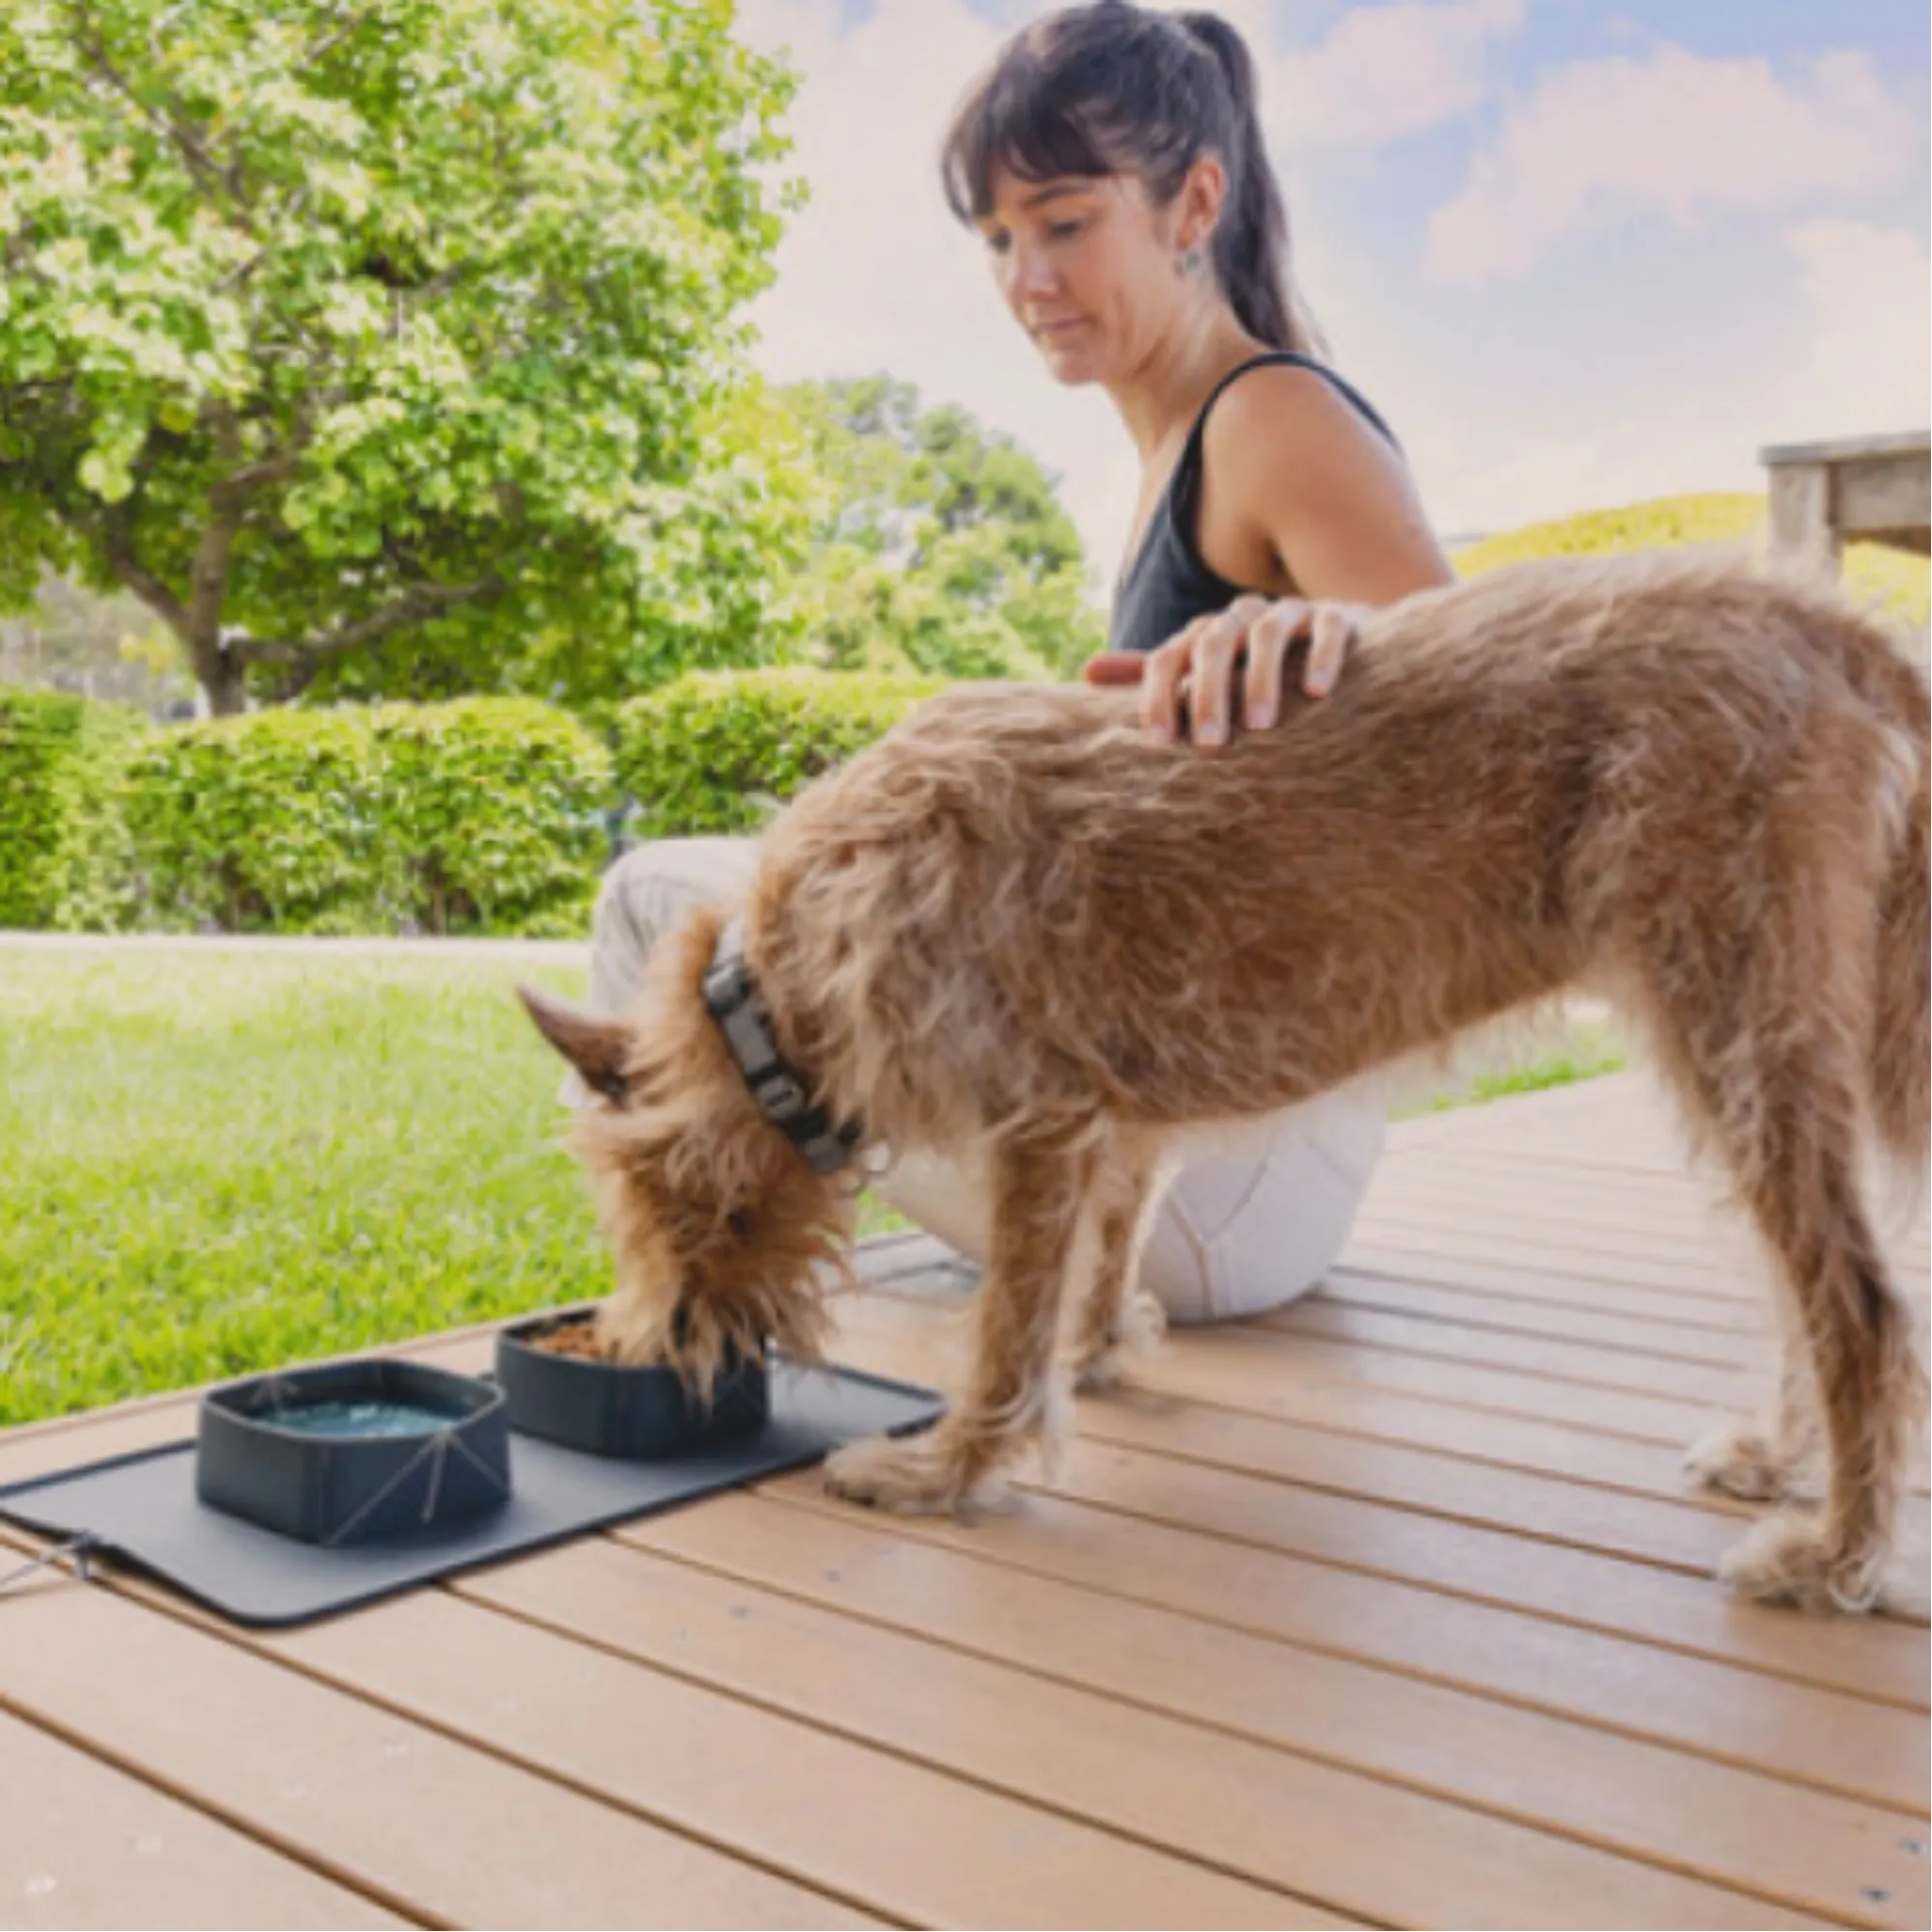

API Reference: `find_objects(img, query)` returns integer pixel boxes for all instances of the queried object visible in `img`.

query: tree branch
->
[236,573,503,666]
[209,450,304,501]
[98,501,192,636]
[205,401,309,509]
[71,2,231,204]
[298,8,378,71]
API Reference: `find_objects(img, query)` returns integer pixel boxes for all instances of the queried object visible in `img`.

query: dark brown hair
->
[940,1,1326,356]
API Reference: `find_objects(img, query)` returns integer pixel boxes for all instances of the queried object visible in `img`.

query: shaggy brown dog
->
[523,551,1929,1612]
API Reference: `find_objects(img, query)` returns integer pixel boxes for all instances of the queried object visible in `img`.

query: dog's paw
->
[1072,1344,1131,1393]
[1684,1416,1805,1501]
[1071,1289,1166,1394]
[824,1430,993,1518]
[1717,1510,1887,1613]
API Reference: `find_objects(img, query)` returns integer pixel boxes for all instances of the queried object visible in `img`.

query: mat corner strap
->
[0,1530,103,1597]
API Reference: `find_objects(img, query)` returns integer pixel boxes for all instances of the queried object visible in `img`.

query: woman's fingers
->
[1089,597,1361,744]
[1304,602,1356,696]
[1188,598,1265,746]
[1141,630,1197,742]
[1243,598,1309,730]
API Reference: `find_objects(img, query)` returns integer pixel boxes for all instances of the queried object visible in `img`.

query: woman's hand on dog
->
[1085,596,1363,748]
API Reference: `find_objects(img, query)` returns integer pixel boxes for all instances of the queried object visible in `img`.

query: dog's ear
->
[516,984,635,1105]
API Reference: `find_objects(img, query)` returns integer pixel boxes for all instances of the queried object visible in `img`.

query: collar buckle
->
[703,917,863,1176]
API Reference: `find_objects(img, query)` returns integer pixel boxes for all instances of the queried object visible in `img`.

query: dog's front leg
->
[825,1119,1099,1516]
[1066,1127,1168,1391]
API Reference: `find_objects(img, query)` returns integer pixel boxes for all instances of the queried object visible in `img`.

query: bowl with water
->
[196,1359,511,1545]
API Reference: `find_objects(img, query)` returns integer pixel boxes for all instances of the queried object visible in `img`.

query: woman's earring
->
[1179,244,1205,276]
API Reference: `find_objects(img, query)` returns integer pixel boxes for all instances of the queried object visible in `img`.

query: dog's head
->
[517,911,853,1398]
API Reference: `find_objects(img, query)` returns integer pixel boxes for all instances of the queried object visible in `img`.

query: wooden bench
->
[1762,429,1930,578]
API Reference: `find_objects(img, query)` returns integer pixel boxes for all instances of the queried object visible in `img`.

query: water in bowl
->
[258,1399,457,1437]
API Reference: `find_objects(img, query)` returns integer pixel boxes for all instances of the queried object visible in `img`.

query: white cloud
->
[733,0,1523,582]
[735,4,1925,573]
[1426,46,1919,284]
[1405,408,1764,538]
[738,0,1135,582]
[1762,219,1931,447]
[1273,0,1525,149]
[1398,218,1931,536]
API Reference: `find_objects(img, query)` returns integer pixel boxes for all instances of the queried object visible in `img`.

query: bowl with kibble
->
[494,1311,770,1460]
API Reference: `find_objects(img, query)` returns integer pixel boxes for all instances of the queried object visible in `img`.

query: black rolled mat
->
[0,1361,943,1628]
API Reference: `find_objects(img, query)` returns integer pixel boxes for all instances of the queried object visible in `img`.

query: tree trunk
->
[194,643,249,717]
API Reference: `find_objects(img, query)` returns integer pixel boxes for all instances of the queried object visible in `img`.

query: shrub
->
[611,666,945,838]
[374,699,611,937]
[114,698,613,936]
[0,690,145,930]
[121,709,395,934]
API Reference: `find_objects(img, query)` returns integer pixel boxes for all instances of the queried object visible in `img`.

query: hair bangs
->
[942,54,1117,224]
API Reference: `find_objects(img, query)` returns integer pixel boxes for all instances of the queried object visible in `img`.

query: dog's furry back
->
[751,551,1929,1168]
[536,546,1927,1602]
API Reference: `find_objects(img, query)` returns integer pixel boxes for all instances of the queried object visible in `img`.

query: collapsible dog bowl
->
[496,1313,770,1460]
[196,1359,511,1546]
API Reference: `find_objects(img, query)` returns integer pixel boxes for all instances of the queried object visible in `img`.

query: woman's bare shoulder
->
[1199,358,1449,600]
[1201,359,1396,497]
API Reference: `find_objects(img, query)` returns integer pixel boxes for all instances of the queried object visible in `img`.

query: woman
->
[575,0,1455,1321]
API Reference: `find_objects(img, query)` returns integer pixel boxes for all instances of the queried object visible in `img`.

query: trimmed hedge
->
[119,699,612,936]
[0,690,144,931]
[612,666,945,838]
[122,708,395,934]
[373,699,611,938]
[1,671,936,933]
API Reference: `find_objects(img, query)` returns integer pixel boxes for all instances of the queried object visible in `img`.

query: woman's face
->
[976,166,1189,386]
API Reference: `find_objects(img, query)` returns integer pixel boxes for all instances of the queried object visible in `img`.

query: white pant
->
[571,838,1388,1323]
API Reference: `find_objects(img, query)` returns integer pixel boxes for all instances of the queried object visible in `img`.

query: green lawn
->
[0,946,1623,1429]
[0,950,625,1428]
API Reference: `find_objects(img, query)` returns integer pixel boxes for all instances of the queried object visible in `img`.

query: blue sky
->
[737,0,1929,565]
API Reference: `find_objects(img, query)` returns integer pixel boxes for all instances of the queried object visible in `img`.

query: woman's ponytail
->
[1177,11,1327,357]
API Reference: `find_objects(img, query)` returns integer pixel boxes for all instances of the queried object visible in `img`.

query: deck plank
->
[1306,1270,1771,1363]
[838,1298,1932,1677]
[0,1710,409,1931]
[1264,1299,1758,1404]
[1324,1248,1785,1331]
[254,1585,1330,1930]
[853,1293,1932,1511]
[1032,1394,1930,1705]
[0,1585,876,1930]
[633,1492,1918,1928]
[756,1419,1928,1822]
[468,1532,1813,1932]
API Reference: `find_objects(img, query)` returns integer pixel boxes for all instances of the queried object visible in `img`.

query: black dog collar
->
[702,917,864,1177]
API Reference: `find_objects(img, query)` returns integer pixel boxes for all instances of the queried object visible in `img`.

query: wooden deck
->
[2,1071,1926,1929]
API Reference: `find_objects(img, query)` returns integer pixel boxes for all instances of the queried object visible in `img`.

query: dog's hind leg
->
[1656,1018,1918,1606]
[1878,761,1932,1167]
[1717,1119,1918,1610]
[1065,1126,1169,1392]
[825,1115,1102,1516]
[1634,796,1923,1608]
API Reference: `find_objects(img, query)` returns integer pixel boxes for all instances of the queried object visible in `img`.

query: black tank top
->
[1107,351,1399,656]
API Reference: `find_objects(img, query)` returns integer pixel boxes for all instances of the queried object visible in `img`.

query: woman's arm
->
[1096,365,1455,747]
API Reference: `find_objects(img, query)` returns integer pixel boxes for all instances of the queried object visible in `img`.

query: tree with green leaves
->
[784,377,1105,682]
[0,0,804,715]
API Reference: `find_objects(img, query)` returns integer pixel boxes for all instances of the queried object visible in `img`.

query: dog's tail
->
[1872,719,1929,1178]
